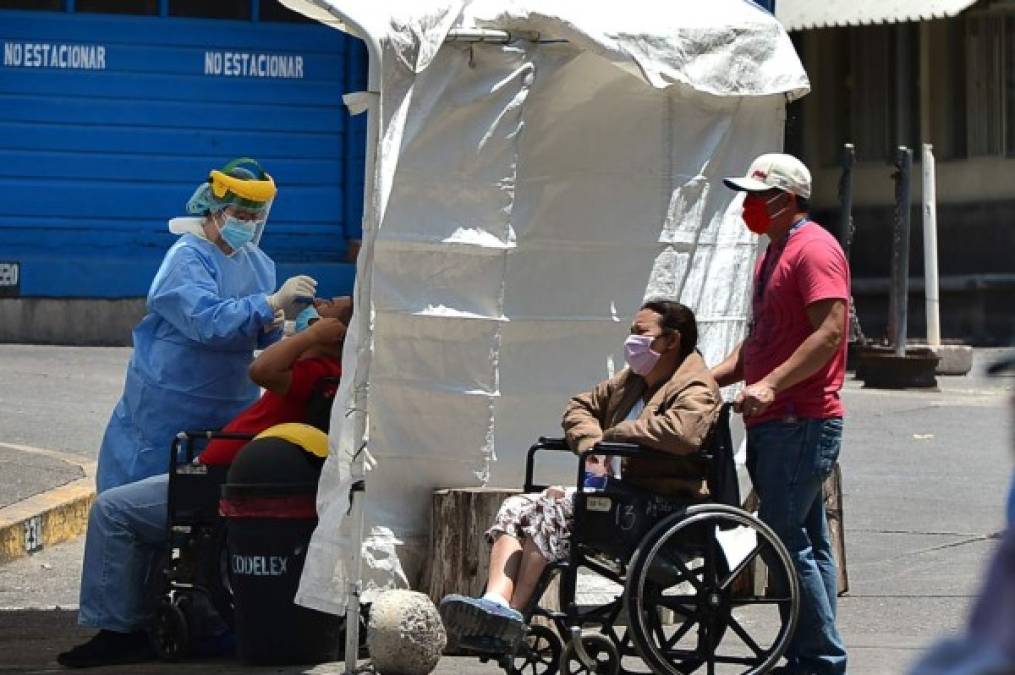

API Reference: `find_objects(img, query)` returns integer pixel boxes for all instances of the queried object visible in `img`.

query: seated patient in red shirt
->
[58,296,352,669]
[199,295,351,465]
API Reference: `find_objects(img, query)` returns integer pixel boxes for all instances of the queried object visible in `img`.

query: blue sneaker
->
[439,595,525,644]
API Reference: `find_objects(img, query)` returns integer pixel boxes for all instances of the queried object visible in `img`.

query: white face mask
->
[624,334,661,376]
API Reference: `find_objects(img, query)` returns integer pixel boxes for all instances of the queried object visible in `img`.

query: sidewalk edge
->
[0,444,95,565]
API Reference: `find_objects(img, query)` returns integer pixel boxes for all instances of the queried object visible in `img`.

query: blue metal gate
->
[0,7,365,298]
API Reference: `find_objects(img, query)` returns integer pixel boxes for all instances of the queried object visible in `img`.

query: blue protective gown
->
[96,234,280,492]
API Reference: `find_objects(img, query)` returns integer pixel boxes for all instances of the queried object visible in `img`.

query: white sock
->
[481,591,510,608]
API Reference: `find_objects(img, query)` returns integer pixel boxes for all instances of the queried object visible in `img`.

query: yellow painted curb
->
[0,443,96,565]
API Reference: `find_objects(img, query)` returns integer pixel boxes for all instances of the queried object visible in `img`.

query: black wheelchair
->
[472,403,800,675]
[148,376,341,661]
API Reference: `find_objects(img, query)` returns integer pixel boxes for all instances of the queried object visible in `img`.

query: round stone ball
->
[367,590,447,675]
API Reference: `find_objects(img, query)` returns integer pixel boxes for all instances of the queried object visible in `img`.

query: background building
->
[0,0,367,344]
[11,1,1006,347]
[778,0,1015,345]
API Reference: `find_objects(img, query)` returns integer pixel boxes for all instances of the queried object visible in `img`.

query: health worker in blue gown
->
[95,158,318,492]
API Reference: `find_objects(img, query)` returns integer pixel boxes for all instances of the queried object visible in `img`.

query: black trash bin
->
[220,427,341,665]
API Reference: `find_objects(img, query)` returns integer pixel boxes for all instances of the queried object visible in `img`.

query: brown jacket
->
[561,352,721,497]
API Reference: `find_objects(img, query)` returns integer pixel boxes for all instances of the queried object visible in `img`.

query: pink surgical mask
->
[624,334,661,376]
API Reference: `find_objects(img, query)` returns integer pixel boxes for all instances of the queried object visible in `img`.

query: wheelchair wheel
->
[504,624,562,675]
[561,633,620,675]
[206,522,234,627]
[151,597,190,661]
[625,504,798,675]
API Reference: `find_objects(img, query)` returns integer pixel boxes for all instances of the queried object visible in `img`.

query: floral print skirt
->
[485,488,577,562]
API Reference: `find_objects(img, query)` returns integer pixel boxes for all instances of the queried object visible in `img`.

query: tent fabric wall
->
[291,1,808,616]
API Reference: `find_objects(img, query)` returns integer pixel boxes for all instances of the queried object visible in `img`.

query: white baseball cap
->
[723,153,812,199]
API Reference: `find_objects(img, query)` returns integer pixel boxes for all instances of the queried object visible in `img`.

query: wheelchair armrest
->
[524,437,576,492]
[536,436,569,450]
[526,436,687,492]
[179,431,257,441]
[577,442,675,492]
[591,442,701,464]
[172,430,257,465]
[583,441,642,458]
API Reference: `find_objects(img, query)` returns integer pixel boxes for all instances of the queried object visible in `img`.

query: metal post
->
[837,143,865,345]
[837,143,856,262]
[921,144,941,347]
[894,26,913,154]
[890,147,913,357]
[919,24,932,150]
[344,479,367,668]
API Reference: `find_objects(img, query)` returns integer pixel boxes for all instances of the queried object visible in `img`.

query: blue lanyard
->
[788,216,809,235]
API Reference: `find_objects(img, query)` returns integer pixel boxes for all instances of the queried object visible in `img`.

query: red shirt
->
[199,356,342,465]
[742,220,850,427]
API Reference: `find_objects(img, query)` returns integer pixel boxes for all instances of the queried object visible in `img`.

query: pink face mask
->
[624,334,661,376]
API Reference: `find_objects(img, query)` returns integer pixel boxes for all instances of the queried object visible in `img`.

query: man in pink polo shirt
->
[712,153,849,675]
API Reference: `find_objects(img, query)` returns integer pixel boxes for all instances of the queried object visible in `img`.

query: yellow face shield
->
[209,168,277,204]
[183,159,277,245]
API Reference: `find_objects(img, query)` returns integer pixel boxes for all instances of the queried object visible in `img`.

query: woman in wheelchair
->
[440,299,721,652]
[57,299,351,669]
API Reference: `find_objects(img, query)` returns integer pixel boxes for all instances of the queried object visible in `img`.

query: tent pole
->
[278,8,540,669]
[288,6,384,672]
[273,9,381,671]
[445,28,512,43]
[340,21,531,671]
[344,478,368,668]
[344,54,380,675]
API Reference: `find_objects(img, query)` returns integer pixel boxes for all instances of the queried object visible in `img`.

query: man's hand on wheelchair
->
[735,380,776,418]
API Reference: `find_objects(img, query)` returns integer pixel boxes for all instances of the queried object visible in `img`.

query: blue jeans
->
[78,474,168,632]
[747,417,847,675]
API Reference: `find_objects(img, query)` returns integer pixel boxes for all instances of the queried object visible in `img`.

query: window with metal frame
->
[805,27,851,167]
[965,13,1009,156]
[964,9,1015,158]
[0,0,61,9]
[259,0,314,23]
[76,0,158,14]
[797,24,920,167]
[924,20,967,161]
[169,0,250,19]
[846,24,920,163]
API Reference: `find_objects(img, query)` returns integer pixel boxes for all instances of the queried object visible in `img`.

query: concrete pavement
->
[0,345,126,563]
[0,344,1012,673]
[0,345,129,462]
[0,610,501,674]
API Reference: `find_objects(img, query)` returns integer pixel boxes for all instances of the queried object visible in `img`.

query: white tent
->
[280,0,808,631]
